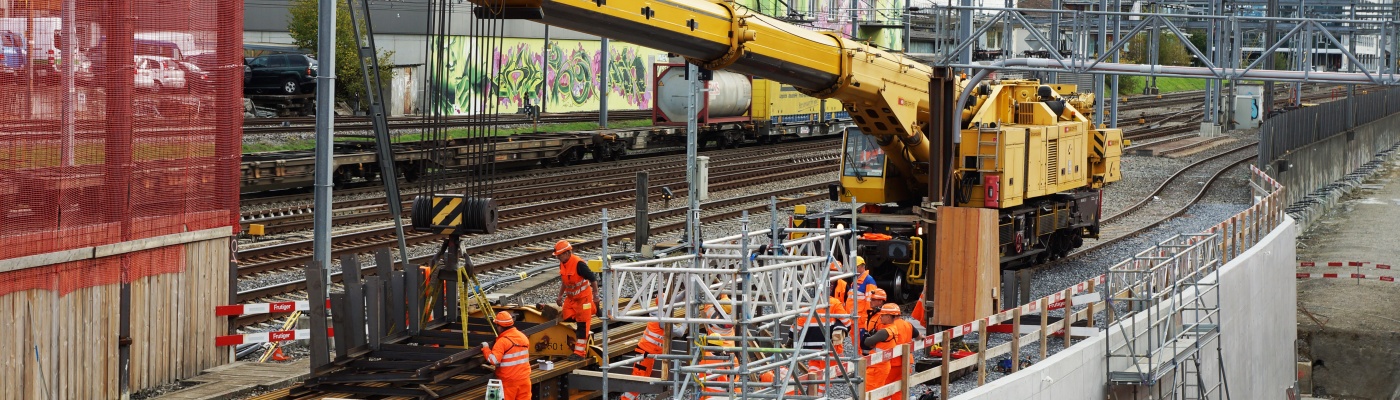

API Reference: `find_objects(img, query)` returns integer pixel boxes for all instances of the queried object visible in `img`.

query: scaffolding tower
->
[599,200,864,399]
[1105,233,1230,400]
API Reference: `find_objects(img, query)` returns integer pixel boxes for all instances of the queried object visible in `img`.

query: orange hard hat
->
[880,303,901,316]
[829,260,842,271]
[870,288,887,301]
[759,371,775,382]
[553,240,573,255]
[493,311,515,326]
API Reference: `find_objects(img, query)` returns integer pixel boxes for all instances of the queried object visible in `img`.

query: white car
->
[134,56,185,92]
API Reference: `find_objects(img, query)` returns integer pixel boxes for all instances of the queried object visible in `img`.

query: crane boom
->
[473,0,938,193]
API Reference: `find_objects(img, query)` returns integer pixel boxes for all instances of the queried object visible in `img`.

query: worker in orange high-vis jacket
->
[859,288,888,342]
[481,311,532,400]
[862,303,915,400]
[621,300,687,400]
[553,240,599,361]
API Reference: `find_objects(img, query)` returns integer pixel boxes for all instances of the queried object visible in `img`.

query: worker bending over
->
[481,311,532,400]
[553,240,599,361]
[862,303,915,400]
[621,299,687,400]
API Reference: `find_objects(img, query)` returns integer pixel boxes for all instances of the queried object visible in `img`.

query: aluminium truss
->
[599,204,864,399]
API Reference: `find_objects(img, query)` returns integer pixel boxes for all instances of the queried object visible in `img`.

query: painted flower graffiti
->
[492,43,545,108]
[428,37,664,115]
[607,46,651,107]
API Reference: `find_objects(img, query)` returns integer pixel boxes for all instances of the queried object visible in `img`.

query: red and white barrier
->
[1298,261,1393,270]
[215,328,335,347]
[215,299,331,316]
[1297,272,1397,282]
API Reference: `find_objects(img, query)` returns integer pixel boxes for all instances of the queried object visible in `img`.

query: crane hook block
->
[411,194,499,235]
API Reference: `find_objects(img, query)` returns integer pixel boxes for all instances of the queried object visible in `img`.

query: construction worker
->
[862,303,915,400]
[848,256,878,301]
[793,283,849,395]
[553,240,599,361]
[759,366,797,396]
[829,260,847,299]
[621,299,686,400]
[697,336,736,400]
[481,311,532,400]
[859,288,888,341]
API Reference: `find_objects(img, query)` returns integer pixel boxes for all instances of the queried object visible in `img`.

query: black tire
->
[280,77,298,95]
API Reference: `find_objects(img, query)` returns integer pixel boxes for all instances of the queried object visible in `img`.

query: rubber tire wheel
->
[281,78,298,95]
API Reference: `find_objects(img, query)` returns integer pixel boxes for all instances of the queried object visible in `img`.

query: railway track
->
[1048,143,1258,267]
[236,154,837,278]
[234,184,831,329]
[239,141,839,234]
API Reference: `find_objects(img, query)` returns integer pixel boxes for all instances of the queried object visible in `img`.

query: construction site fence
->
[1258,86,1400,170]
[0,0,244,294]
[803,165,1289,399]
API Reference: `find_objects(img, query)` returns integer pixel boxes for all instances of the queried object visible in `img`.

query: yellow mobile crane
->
[462,0,1122,327]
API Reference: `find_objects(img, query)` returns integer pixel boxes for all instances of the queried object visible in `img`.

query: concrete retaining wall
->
[1266,112,1400,216]
[955,218,1298,399]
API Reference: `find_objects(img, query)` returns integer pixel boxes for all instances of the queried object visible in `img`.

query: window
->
[248,56,270,68]
[267,56,287,67]
[842,130,885,178]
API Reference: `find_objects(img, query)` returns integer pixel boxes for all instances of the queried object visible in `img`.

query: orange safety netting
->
[0,0,241,290]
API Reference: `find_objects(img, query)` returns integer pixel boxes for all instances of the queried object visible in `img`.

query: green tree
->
[287,0,396,110]
[1124,31,1192,66]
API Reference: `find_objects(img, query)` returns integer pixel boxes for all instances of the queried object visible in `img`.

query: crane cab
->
[836,127,911,204]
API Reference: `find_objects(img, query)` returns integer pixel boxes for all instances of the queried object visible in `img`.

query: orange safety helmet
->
[870,288,887,301]
[553,240,573,255]
[829,260,842,271]
[493,311,515,327]
[879,303,902,316]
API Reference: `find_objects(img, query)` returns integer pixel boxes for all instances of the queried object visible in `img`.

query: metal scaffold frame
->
[598,200,864,399]
[1105,233,1228,400]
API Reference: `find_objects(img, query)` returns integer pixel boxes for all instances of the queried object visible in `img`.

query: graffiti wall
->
[429,37,667,116]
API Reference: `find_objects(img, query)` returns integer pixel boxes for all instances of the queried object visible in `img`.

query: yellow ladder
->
[975,124,1003,172]
[458,266,498,342]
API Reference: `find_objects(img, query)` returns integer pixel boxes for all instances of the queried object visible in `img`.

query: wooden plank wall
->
[0,237,229,400]
[931,206,999,327]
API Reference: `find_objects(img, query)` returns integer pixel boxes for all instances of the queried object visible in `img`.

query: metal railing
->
[1259,86,1400,168]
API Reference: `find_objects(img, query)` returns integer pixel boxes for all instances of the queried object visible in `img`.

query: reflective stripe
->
[503,349,529,360]
[500,358,530,367]
[486,354,500,364]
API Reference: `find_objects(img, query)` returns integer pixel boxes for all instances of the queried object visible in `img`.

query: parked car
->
[244,54,316,95]
[175,61,210,93]
[134,56,184,92]
[0,30,26,80]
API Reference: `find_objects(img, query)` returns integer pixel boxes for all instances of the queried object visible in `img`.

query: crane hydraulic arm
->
[471,0,940,192]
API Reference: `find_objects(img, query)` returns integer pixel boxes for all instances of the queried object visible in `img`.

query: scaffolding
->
[599,200,863,399]
[1105,233,1229,400]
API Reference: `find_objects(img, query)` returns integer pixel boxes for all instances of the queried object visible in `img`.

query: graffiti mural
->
[429,37,665,115]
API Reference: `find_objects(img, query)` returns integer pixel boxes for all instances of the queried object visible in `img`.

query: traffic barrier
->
[214,299,330,316]
[1298,261,1393,270]
[215,328,335,347]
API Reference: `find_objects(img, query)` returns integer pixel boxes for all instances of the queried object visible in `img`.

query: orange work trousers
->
[501,377,531,400]
[621,352,657,400]
[865,360,890,398]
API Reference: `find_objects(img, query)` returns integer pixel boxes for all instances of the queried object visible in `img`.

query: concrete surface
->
[1267,112,1400,216]
[955,218,1297,399]
[1296,154,1400,399]
[149,360,309,400]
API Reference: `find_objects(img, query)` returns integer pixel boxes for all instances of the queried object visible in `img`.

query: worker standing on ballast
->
[481,311,532,400]
[862,303,915,400]
[553,240,599,361]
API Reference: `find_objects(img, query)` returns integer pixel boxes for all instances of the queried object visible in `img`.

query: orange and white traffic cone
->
[271,347,289,361]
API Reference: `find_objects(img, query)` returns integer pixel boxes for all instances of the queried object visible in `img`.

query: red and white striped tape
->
[215,299,331,316]
[1298,261,1393,270]
[215,328,335,346]
[1297,272,1397,282]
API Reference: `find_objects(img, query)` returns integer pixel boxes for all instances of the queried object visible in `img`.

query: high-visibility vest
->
[639,321,666,354]
[559,254,593,300]
[698,352,733,398]
[486,327,532,381]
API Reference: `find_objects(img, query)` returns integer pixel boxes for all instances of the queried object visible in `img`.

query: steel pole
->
[1263,0,1277,116]
[1050,0,1061,83]
[600,38,609,128]
[312,0,337,334]
[1110,0,1120,128]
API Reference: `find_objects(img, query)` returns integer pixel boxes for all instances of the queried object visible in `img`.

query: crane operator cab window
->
[842,129,885,179]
